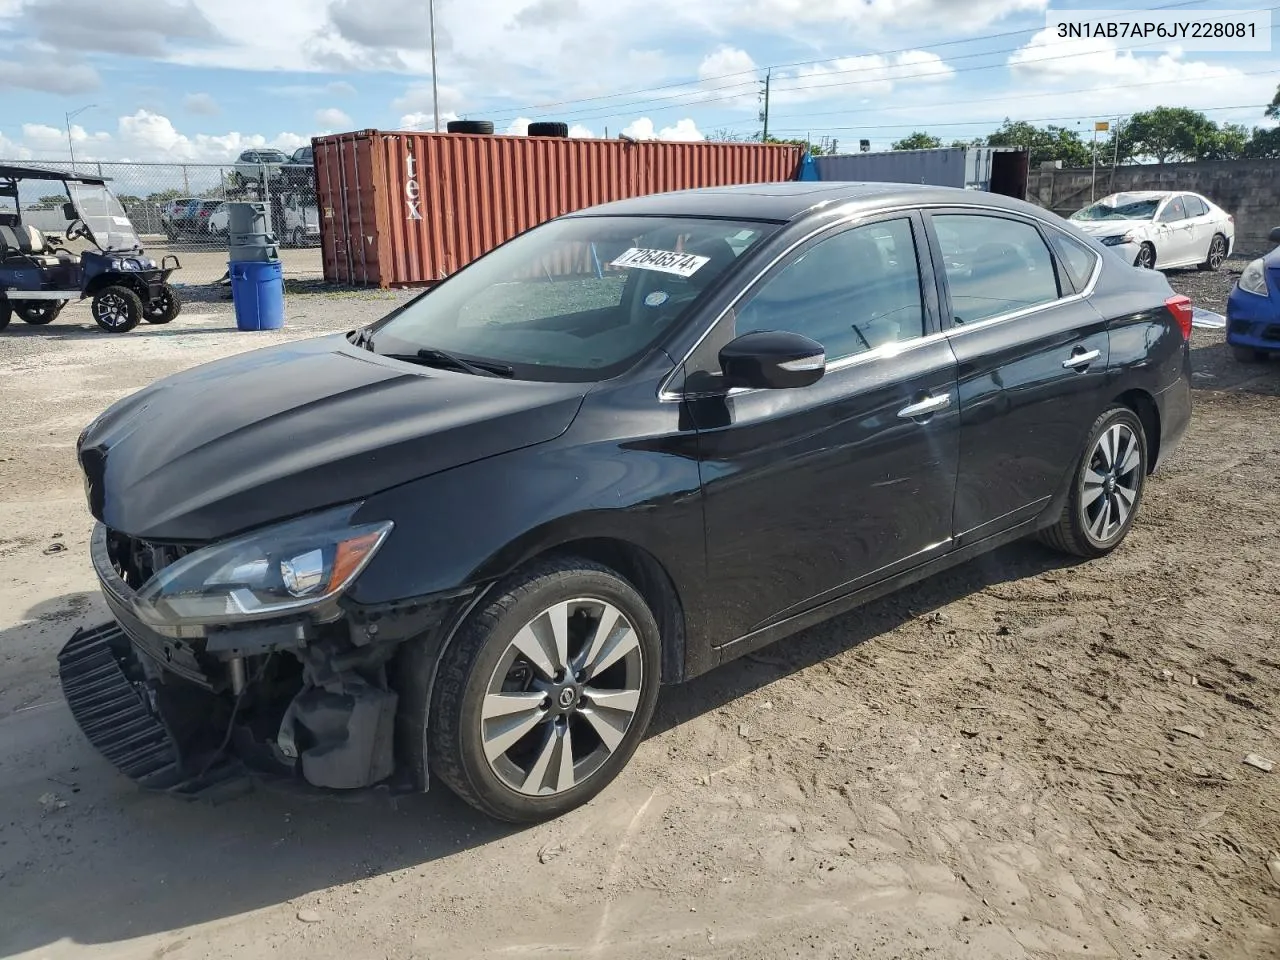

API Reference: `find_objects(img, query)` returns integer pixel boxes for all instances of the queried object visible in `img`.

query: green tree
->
[891,131,942,150]
[1267,83,1279,120]
[1116,107,1221,163]
[28,194,68,210]
[950,138,984,149]
[984,119,1091,166]
[709,129,827,154]
[1245,125,1280,159]
[1205,123,1250,160]
[147,188,186,202]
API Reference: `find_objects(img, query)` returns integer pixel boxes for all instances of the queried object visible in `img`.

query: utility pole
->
[759,69,771,143]
[428,0,440,131]
[65,104,96,173]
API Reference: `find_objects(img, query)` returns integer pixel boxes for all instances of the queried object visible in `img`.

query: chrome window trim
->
[659,201,1104,402]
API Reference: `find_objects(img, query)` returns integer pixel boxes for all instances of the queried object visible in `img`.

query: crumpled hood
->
[1073,219,1151,238]
[78,334,589,542]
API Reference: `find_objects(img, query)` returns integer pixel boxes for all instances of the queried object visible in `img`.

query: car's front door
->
[926,209,1111,544]
[681,212,961,645]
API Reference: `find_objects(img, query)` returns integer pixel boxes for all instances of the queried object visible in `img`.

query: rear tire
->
[143,284,181,324]
[0,298,11,331]
[1038,406,1148,559]
[428,557,662,823]
[91,285,143,333]
[17,300,61,324]
[1199,234,1227,271]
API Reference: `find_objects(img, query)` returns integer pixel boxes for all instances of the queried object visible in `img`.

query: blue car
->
[1226,225,1280,361]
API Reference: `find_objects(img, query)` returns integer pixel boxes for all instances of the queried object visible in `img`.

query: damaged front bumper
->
[58,523,473,799]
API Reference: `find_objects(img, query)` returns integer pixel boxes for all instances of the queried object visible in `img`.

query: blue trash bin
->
[229,259,285,331]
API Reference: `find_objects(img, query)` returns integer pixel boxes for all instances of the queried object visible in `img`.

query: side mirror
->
[719,330,826,390]
[1270,226,1280,245]
[62,202,76,221]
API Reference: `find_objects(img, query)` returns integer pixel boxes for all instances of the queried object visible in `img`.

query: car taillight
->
[1165,294,1193,341]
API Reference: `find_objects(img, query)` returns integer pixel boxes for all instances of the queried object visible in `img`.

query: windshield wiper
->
[383,347,514,378]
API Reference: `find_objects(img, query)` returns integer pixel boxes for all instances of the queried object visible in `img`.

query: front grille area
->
[1263,325,1280,344]
[1230,319,1254,336]
[105,528,196,590]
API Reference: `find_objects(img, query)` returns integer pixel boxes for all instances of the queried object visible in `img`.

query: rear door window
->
[1047,229,1100,295]
[1183,195,1208,218]
[929,213,1061,326]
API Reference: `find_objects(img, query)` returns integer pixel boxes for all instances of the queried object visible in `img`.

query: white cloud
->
[0,130,33,160]
[21,122,110,149]
[315,106,353,129]
[327,80,357,97]
[0,56,99,93]
[184,92,220,116]
[393,82,468,116]
[621,117,704,141]
[116,109,307,162]
[732,0,1047,31]
[1005,28,1256,118]
[398,110,459,131]
[568,123,595,138]
[506,117,531,135]
[698,45,757,81]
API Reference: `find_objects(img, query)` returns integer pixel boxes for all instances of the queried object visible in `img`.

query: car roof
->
[563,181,1061,225]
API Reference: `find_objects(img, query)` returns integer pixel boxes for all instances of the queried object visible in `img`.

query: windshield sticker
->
[610,247,710,277]
[644,291,669,307]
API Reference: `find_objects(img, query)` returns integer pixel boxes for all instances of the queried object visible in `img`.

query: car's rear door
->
[924,207,1110,546]
[682,211,961,644]
[1181,194,1216,261]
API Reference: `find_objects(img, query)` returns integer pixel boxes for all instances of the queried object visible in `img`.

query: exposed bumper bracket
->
[57,621,252,801]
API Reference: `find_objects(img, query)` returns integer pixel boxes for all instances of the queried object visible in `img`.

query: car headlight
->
[1100,232,1137,246]
[132,504,393,627]
[1238,258,1269,297]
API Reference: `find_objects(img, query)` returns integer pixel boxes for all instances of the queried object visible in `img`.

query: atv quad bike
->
[0,164,182,334]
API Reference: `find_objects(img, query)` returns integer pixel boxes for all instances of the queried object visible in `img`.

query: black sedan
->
[64,182,1192,822]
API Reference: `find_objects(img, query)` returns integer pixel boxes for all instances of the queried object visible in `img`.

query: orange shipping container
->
[312,130,805,288]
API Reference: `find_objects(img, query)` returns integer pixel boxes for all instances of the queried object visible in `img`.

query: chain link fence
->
[1,159,325,287]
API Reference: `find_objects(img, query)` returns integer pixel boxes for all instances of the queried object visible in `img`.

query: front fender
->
[346,428,708,614]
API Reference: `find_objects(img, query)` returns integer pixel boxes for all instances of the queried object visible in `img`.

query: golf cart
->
[0,164,182,333]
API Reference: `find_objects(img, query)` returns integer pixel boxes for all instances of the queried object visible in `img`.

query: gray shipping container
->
[812,147,1030,200]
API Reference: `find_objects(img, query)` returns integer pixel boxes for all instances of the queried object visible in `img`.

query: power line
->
[705,68,1280,128]
[477,0,1239,124]
[487,8,1279,128]
[766,103,1268,134]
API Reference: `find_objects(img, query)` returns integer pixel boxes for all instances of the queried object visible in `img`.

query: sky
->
[0,0,1275,166]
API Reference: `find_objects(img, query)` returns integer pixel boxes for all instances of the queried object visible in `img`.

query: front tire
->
[17,300,61,324]
[429,558,662,823]
[1039,406,1148,559]
[1134,243,1156,269]
[143,284,181,324]
[91,285,143,333]
[0,298,11,331]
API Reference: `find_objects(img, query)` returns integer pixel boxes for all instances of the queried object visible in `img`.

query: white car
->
[1069,191,1234,271]
[206,202,229,237]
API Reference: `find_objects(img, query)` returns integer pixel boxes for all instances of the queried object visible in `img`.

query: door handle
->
[897,393,951,419]
[1062,348,1101,370]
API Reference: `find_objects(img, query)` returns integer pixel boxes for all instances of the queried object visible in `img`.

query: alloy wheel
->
[1135,246,1155,269]
[481,598,644,797]
[95,293,130,328]
[1208,236,1226,269]
[1081,423,1142,542]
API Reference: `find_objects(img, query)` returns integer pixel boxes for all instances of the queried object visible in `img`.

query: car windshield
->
[368,215,777,382]
[1070,195,1162,222]
[67,181,142,251]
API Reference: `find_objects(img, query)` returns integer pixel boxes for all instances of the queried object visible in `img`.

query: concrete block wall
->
[1028,159,1280,256]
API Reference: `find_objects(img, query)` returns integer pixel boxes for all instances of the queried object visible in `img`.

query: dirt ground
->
[1,264,1277,960]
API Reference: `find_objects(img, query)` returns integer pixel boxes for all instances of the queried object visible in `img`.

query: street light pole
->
[65,104,96,173]
[428,0,440,132]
